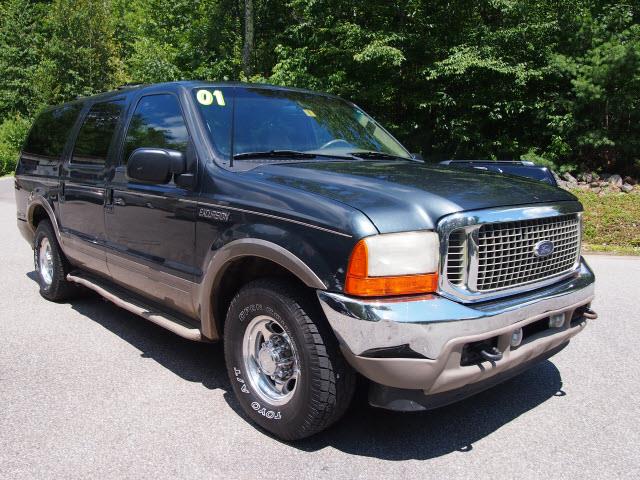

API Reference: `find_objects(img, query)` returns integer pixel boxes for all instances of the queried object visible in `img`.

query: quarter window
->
[72,100,124,165]
[124,94,189,162]
[23,104,83,160]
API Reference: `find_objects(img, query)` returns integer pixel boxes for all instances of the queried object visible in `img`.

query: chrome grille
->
[446,230,466,285]
[475,214,580,291]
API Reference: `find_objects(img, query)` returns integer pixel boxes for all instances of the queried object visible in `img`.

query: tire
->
[33,220,76,302]
[224,278,356,441]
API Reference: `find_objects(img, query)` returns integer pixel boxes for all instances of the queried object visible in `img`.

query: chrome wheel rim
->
[242,315,300,406]
[38,237,54,286]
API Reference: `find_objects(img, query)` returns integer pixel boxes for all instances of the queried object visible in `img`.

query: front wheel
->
[224,279,355,440]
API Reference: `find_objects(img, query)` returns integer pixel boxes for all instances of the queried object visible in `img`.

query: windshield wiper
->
[233,150,318,160]
[349,151,408,161]
[233,149,358,162]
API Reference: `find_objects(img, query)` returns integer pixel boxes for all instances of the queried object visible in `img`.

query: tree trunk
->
[242,0,254,77]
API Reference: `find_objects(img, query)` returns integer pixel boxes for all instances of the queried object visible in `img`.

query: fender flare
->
[26,195,64,245]
[198,238,327,340]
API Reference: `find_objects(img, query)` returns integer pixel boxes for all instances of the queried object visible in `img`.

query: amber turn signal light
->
[344,239,439,297]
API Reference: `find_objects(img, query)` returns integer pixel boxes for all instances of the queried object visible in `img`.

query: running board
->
[67,272,205,342]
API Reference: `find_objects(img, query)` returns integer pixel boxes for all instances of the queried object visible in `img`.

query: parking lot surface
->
[1,176,638,479]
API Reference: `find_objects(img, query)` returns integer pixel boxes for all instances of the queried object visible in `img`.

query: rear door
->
[104,92,198,316]
[58,98,125,276]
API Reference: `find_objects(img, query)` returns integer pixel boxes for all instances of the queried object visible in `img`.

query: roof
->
[43,80,344,113]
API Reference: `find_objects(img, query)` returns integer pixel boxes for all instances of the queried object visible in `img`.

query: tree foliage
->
[0,0,638,176]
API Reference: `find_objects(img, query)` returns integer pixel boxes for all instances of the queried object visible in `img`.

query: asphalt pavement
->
[1,176,639,479]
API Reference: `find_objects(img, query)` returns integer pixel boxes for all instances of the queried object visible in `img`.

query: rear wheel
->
[34,220,76,301]
[224,278,356,440]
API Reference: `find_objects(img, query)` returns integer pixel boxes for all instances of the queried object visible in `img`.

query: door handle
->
[114,197,126,206]
[104,187,114,213]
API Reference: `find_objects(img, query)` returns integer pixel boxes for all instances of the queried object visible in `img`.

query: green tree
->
[0,0,45,117]
[0,0,638,175]
[554,3,640,173]
[32,0,125,106]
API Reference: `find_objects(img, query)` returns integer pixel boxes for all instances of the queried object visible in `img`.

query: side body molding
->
[197,238,327,340]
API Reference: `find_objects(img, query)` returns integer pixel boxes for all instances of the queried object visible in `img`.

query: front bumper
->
[318,258,595,404]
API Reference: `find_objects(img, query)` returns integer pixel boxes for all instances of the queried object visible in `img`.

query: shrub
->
[0,115,30,175]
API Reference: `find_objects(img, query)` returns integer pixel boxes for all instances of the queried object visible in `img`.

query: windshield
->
[192,86,411,165]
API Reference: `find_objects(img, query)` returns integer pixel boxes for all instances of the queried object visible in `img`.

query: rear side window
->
[123,94,189,162]
[23,104,83,160]
[72,100,124,165]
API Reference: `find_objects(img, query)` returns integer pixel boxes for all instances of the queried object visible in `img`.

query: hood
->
[246,160,578,233]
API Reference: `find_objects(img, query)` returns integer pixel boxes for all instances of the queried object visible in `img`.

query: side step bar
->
[67,272,205,342]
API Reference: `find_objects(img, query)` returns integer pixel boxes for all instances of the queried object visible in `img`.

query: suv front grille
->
[444,213,581,295]
[446,230,466,286]
[475,214,581,291]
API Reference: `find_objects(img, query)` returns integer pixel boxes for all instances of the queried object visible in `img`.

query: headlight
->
[345,231,439,297]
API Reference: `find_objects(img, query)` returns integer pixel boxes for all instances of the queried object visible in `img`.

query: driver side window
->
[124,94,189,163]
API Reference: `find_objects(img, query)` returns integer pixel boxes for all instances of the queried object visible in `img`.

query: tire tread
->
[225,278,355,440]
[34,220,76,302]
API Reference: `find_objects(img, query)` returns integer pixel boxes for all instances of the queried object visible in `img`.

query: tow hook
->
[461,339,504,366]
[583,308,598,320]
[479,346,503,362]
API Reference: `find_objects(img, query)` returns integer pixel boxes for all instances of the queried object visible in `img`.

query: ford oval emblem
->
[533,240,555,258]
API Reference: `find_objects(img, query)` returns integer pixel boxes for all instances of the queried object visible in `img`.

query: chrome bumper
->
[317,258,595,393]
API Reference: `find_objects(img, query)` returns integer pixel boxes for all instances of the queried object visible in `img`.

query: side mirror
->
[411,152,424,161]
[127,148,186,184]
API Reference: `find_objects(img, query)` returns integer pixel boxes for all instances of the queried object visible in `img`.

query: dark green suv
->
[15,81,596,440]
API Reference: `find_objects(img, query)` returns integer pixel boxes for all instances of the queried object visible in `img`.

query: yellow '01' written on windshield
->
[196,89,226,106]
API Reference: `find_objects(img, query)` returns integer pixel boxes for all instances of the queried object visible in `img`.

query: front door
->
[104,93,198,317]
[58,99,125,276]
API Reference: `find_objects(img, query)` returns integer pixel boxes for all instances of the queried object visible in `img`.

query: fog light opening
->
[510,328,523,348]
[549,313,565,329]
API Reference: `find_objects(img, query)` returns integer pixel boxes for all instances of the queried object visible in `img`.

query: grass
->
[572,189,640,256]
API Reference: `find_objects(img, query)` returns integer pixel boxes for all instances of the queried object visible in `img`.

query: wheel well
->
[30,205,49,229]
[213,256,308,336]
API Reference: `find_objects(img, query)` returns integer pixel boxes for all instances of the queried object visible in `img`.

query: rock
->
[590,181,600,188]
[624,176,637,186]
[599,181,609,187]
[563,172,578,183]
[584,173,594,183]
[621,183,634,193]
[608,174,623,187]
[592,187,602,194]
